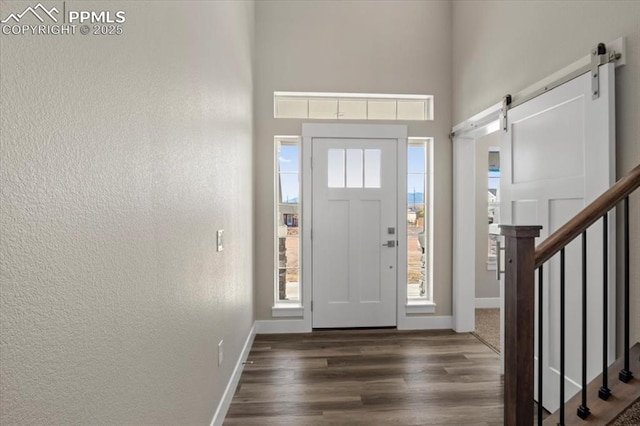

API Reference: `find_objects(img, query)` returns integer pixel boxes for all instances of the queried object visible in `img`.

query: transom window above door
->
[274,92,434,121]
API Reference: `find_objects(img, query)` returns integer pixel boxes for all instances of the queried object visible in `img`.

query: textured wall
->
[254,0,453,319]
[0,1,254,424]
[453,0,640,345]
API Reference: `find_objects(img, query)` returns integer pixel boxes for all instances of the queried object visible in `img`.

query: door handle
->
[496,239,505,280]
[382,240,396,248]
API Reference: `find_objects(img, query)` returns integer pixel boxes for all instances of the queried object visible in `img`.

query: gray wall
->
[254,0,453,319]
[0,2,254,424]
[453,0,640,344]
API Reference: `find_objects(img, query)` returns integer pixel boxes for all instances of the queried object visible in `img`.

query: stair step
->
[543,342,640,425]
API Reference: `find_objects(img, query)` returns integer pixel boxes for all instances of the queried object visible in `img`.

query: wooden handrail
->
[535,163,640,268]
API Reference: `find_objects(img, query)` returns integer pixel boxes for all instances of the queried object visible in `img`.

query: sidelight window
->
[407,138,432,301]
[275,136,301,302]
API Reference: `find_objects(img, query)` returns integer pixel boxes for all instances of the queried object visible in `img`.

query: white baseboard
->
[255,319,311,334]
[210,323,256,426]
[475,297,500,308]
[397,315,453,330]
[256,317,454,333]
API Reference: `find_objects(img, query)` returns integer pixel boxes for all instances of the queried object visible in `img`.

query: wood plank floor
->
[224,329,504,425]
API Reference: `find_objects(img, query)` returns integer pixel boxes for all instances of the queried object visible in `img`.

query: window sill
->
[405,300,436,314]
[272,304,304,318]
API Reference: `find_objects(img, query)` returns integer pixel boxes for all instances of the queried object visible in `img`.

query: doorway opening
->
[473,133,501,354]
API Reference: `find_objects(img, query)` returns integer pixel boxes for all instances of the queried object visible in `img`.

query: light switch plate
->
[217,230,224,252]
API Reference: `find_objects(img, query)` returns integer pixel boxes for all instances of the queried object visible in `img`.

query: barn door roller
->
[502,42,621,115]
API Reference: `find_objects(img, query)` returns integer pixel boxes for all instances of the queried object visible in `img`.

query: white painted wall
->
[0,2,254,424]
[453,0,640,346]
[254,0,453,320]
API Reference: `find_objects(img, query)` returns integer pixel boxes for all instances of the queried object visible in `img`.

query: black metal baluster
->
[619,197,634,383]
[559,248,566,425]
[538,265,544,426]
[578,231,590,419]
[599,213,612,400]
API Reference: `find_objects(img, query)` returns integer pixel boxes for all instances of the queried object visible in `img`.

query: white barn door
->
[501,63,616,412]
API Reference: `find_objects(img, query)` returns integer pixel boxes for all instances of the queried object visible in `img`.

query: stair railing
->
[501,163,640,425]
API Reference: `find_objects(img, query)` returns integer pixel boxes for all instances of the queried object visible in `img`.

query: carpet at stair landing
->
[611,397,640,426]
[473,308,500,353]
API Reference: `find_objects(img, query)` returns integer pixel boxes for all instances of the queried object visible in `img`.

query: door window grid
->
[327,148,381,189]
[275,137,300,303]
[407,139,431,300]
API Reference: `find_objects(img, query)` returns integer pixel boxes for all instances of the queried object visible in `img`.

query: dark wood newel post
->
[500,225,542,426]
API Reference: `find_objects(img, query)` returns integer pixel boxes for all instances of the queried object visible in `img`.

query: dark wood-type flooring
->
[224,329,504,425]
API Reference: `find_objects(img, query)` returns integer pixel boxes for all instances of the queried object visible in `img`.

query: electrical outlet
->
[216,230,224,252]
[218,340,223,366]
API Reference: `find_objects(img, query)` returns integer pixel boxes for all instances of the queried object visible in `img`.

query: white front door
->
[312,138,397,328]
[501,63,616,412]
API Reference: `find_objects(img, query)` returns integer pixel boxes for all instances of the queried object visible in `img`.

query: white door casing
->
[501,63,616,412]
[312,138,397,328]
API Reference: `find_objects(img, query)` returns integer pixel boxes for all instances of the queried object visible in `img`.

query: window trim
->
[274,92,434,121]
[272,128,437,324]
[274,136,302,308]
[405,300,436,314]
[407,137,434,303]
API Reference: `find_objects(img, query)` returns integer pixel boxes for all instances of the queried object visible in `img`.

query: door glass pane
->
[328,149,345,188]
[346,149,363,188]
[364,149,381,188]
